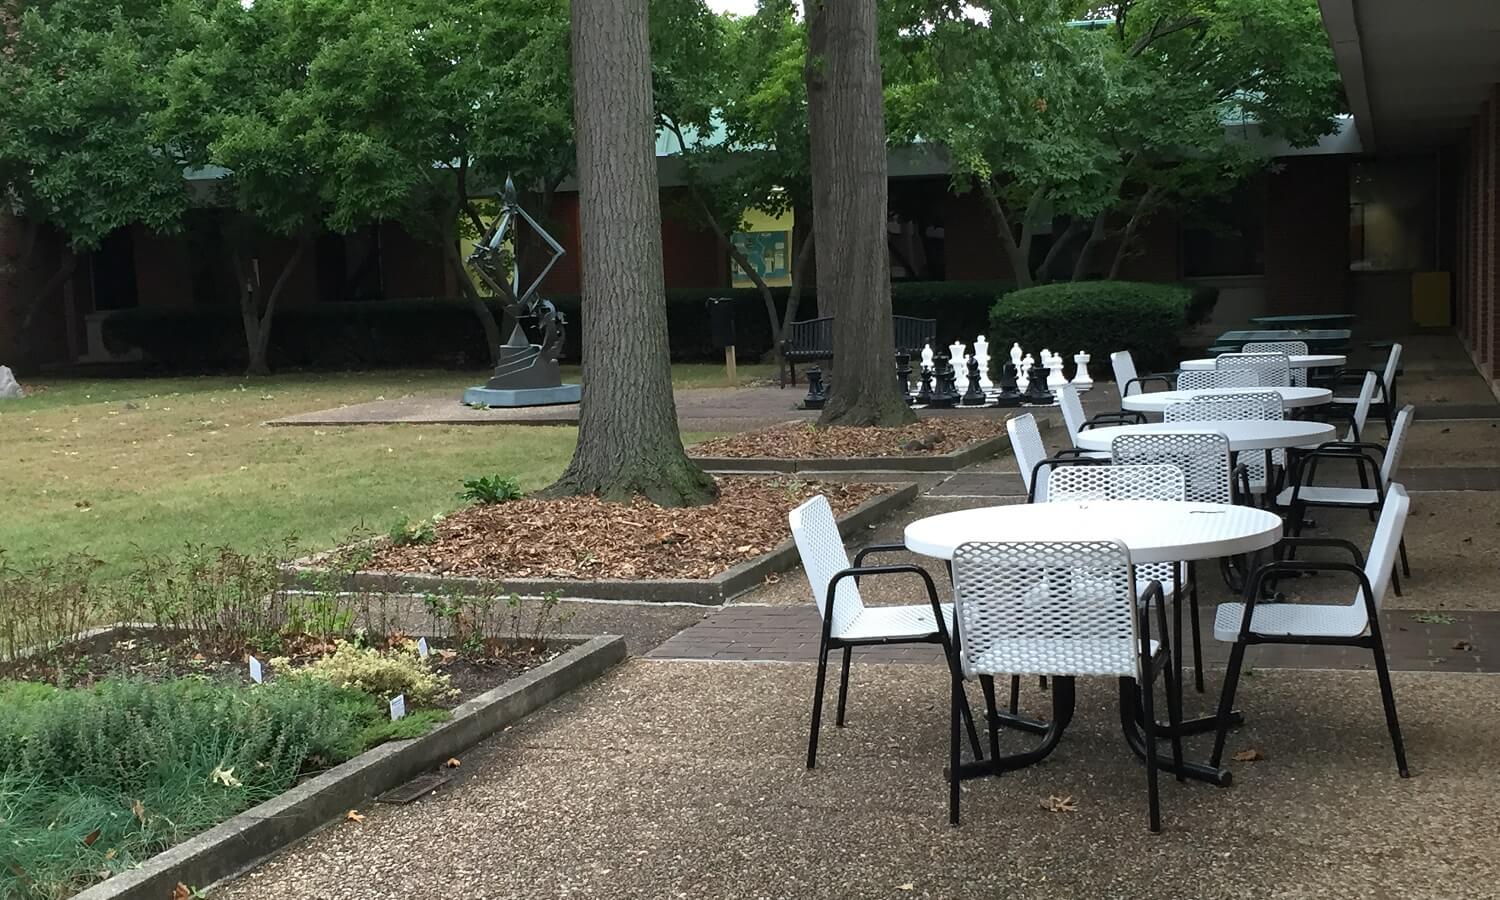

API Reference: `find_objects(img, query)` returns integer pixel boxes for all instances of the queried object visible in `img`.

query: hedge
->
[99,280,1012,372]
[988,281,1216,376]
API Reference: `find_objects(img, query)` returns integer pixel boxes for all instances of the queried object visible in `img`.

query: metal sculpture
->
[462,177,581,408]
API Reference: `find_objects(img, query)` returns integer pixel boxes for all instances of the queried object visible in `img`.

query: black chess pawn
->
[803,366,827,410]
[1024,362,1052,405]
[895,351,913,402]
[961,356,986,406]
[917,366,934,405]
[928,353,959,409]
[994,362,1022,407]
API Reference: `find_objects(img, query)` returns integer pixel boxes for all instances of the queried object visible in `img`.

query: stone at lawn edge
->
[0,366,21,399]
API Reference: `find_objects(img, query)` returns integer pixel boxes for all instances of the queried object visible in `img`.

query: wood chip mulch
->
[689,418,1006,459]
[366,477,887,581]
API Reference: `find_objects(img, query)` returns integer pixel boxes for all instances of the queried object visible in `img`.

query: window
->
[1181,179,1265,277]
[1349,156,1437,272]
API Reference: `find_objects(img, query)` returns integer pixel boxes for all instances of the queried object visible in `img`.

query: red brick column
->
[1490,85,1500,377]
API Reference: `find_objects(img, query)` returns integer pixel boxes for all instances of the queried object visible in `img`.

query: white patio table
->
[1179,353,1345,371]
[1071,420,1336,454]
[1121,386,1333,414]
[905,499,1283,787]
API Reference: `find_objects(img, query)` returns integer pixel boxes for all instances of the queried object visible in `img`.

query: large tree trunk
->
[685,187,785,369]
[232,238,311,376]
[981,182,1033,289]
[1108,188,1159,280]
[546,0,716,507]
[444,239,504,367]
[805,0,914,427]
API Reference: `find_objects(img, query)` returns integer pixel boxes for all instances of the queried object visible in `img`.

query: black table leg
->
[1118,678,1234,787]
[956,677,1076,778]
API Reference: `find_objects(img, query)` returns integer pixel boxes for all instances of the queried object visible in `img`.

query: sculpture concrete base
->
[463,384,581,408]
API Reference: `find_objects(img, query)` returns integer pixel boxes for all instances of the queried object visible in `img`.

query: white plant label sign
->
[247,655,263,684]
[389,694,407,721]
[417,637,430,659]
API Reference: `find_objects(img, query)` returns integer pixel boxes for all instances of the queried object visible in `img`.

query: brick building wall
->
[1455,83,1500,382]
[1262,155,1350,315]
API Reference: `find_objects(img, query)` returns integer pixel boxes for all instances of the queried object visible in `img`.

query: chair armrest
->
[1137,579,1170,660]
[1123,374,1174,396]
[852,543,912,568]
[1029,455,1112,503]
[1311,440,1386,458]
[1287,446,1382,496]
[1244,559,1373,608]
[1276,537,1366,567]
[826,563,948,641]
[1083,411,1146,428]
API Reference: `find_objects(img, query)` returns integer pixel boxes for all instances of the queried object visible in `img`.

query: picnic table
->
[1249,314,1356,328]
[1214,328,1352,350]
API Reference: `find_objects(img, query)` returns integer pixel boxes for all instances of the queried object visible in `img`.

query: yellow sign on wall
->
[730,208,794,288]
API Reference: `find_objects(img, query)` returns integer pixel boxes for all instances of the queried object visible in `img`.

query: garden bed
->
[298,477,919,604]
[688,420,1011,472]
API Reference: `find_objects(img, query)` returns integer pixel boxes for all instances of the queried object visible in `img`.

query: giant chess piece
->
[948,340,967,369]
[1009,342,1023,372]
[920,342,935,375]
[1017,354,1033,394]
[1071,351,1094,392]
[1047,353,1069,391]
[803,366,828,410]
[962,356,986,406]
[1025,362,1053,405]
[927,352,959,409]
[462,177,579,408]
[974,335,994,390]
[896,351,914,403]
[917,366,934,405]
[994,363,1022,408]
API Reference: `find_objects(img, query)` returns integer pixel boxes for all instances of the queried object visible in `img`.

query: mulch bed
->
[366,476,886,580]
[0,627,543,706]
[690,419,1006,459]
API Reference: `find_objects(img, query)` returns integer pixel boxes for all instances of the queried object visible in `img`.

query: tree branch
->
[1129,15,1203,56]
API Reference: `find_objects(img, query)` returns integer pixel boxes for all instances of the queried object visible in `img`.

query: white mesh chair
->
[1175,369,1257,392]
[1210,485,1413,778]
[1216,352,1291,388]
[1007,412,1108,504]
[1111,350,1174,397]
[947,540,1182,832]
[1110,431,1240,691]
[1277,405,1416,593]
[1059,384,1139,459]
[1242,341,1310,386]
[1164,391,1286,498]
[1331,351,1395,436]
[789,495,979,767]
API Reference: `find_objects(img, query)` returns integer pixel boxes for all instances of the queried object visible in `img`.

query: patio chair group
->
[789,340,1415,833]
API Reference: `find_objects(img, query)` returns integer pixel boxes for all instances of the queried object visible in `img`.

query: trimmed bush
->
[989,281,1197,376]
[98,280,1013,372]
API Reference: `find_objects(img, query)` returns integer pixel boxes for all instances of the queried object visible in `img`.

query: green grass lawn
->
[1,365,759,572]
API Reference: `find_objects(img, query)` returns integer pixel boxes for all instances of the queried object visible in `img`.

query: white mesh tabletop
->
[1122,386,1332,413]
[900,498,1278,564]
[1073,421,1335,453]
[1179,354,1345,371]
[904,501,1283,563]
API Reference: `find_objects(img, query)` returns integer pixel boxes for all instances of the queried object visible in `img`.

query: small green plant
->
[280,640,456,706]
[459,474,524,505]
[387,517,436,547]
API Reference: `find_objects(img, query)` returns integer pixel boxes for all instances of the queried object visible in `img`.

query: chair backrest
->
[1242,340,1309,356]
[1216,352,1291,387]
[1048,464,1185,503]
[1110,431,1233,504]
[1379,405,1415,486]
[951,540,1142,679]
[1381,343,1403,398]
[1164,391,1282,424]
[788,496,863,635]
[1110,350,1140,396]
[1360,484,1411,614]
[1058,384,1087,444]
[1347,371,1378,441]
[1175,368,1258,391]
[1007,413,1048,498]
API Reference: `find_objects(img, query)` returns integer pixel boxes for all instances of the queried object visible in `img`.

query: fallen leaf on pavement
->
[1040,795,1077,813]
[896,883,916,892]
[1454,640,1474,651]
[345,809,366,824]
[172,884,192,900]
[1232,748,1265,762]
[445,758,461,768]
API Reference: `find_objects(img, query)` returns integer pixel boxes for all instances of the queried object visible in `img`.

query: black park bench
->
[779,315,937,387]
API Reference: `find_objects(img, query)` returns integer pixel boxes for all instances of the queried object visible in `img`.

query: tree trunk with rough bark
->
[232,237,310,376]
[545,0,716,506]
[805,0,914,427]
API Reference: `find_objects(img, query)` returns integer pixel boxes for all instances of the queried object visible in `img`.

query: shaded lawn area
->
[2,367,739,572]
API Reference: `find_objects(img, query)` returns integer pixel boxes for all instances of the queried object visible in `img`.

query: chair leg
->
[1210,642,1249,768]
[1137,676,1162,833]
[1160,655,1186,783]
[1008,675,1020,715]
[1391,568,1403,597]
[835,647,852,727]
[949,672,962,826]
[807,640,831,769]
[980,675,1002,774]
[1399,538,1411,577]
[1187,563,1204,693]
[1370,639,1411,778]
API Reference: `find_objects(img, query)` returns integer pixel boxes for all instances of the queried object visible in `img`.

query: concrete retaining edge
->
[284,483,919,606]
[692,433,1010,473]
[72,634,628,900]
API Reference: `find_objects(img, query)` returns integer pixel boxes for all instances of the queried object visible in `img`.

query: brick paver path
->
[649,604,1500,673]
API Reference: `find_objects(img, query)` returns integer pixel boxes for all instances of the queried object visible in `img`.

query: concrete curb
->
[73,634,627,900]
[284,484,919,606]
[691,433,1010,474]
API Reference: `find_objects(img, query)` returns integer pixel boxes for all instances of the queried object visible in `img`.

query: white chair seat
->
[1213,601,1367,641]
[836,603,954,641]
[1275,485,1380,507]
[966,638,1160,678]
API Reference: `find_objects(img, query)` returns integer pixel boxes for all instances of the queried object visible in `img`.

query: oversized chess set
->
[802,336,1093,410]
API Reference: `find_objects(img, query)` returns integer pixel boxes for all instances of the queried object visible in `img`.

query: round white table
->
[905,500,1283,564]
[1071,420,1336,454]
[1180,354,1345,371]
[1121,386,1333,414]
